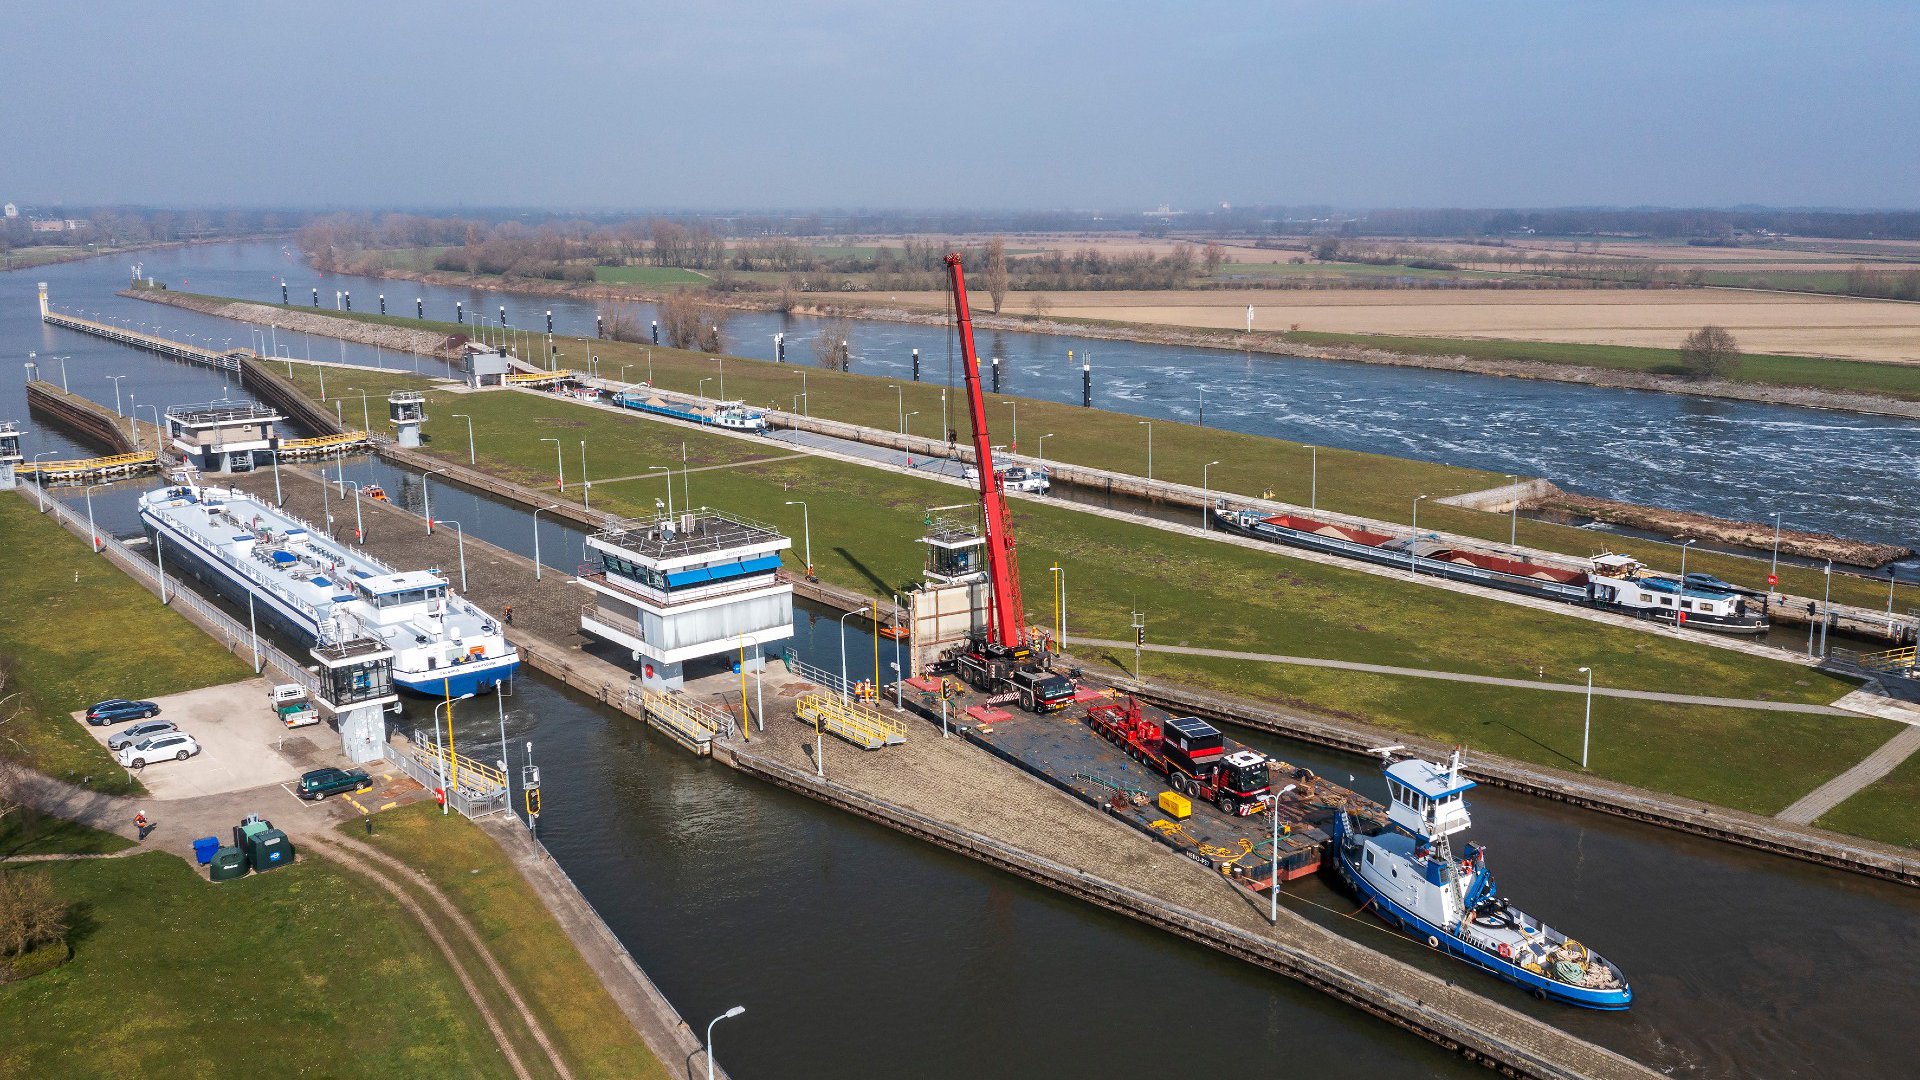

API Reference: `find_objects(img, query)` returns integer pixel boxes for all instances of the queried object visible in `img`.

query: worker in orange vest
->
[133,810,152,842]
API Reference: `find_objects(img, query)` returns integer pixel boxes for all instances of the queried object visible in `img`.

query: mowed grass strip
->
[1088,653,1890,816]
[1816,750,1920,849]
[226,292,1908,612]
[0,853,514,1079]
[0,810,134,857]
[354,803,670,1080]
[0,494,252,794]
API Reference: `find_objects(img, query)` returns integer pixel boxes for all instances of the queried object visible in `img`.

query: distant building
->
[2,203,16,219]
[63,218,89,230]
[28,219,65,233]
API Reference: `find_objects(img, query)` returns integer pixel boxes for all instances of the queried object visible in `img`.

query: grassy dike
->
[268,362,1908,822]
[196,288,1910,613]
[0,852,519,1078]
[353,804,670,1080]
[0,494,252,795]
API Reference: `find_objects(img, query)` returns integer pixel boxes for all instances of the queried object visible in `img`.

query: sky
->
[4,0,1917,211]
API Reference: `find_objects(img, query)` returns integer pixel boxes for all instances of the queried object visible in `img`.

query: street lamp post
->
[579,440,591,510]
[268,448,283,506]
[1409,495,1428,575]
[83,483,103,552]
[105,374,127,416]
[1036,433,1054,469]
[785,500,812,578]
[345,388,370,433]
[838,608,858,705]
[1201,460,1221,530]
[539,436,565,491]
[1307,444,1317,510]
[889,384,904,434]
[422,468,446,533]
[1050,564,1066,647]
[342,481,366,544]
[1269,782,1298,923]
[451,413,475,464]
[1003,400,1018,449]
[1504,474,1518,552]
[1769,513,1783,589]
[1677,539,1697,626]
[31,452,55,511]
[647,465,675,519]
[698,377,712,400]
[1821,559,1834,658]
[1138,420,1152,479]
[1579,667,1594,768]
[532,504,559,581]
[704,1006,745,1080]
[439,520,468,592]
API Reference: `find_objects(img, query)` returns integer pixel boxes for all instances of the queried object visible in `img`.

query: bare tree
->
[1203,241,1226,276]
[0,870,67,959]
[0,660,23,837]
[813,317,854,370]
[658,290,727,351]
[984,236,1010,314]
[1027,294,1053,319]
[1678,325,1741,379]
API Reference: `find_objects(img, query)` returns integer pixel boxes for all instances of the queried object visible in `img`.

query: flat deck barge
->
[903,677,1387,895]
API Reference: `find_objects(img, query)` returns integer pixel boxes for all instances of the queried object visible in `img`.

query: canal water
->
[15,248,1920,1077]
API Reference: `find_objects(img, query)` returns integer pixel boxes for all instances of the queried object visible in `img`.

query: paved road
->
[1066,637,1858,715]
[1776,723,1920,823]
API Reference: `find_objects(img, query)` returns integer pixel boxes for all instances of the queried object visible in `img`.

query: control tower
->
[906,512,995,675]
[389,390,427,448]
[307,627,399,764]
[579,507,793,691]
[0,421,23,490]
[164,400,283,473]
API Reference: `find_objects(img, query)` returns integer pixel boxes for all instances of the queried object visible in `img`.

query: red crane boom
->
[945,252,1026,649]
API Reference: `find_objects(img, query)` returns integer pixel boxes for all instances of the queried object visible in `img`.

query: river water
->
[12,246,1920,1078]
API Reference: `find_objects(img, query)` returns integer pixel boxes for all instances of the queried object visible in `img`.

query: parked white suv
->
[117,731,201,769]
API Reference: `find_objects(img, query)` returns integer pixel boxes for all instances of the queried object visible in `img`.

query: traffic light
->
[1135,626,1146,647]
[525,788,541,816]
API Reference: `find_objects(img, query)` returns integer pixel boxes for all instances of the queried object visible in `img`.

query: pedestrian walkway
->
[1776,724,1920,824]
[1065,636,1858,715]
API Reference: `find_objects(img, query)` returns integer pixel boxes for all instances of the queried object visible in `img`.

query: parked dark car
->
[86,699,159,726]
[296,767,373,801]
[108,719,178,751]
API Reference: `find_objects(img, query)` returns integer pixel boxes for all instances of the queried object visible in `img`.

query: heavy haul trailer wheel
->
[1170,772,1192,796]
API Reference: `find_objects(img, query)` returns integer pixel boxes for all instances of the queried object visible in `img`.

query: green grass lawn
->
[0,852,514,1078]
[593,265,711,286]
[0,495,252,795]
[1281,329,1920,401]
[354,804,669,1080]
[0,810,134,858]
[182,287,1911,612]
[1815,749,1920,849]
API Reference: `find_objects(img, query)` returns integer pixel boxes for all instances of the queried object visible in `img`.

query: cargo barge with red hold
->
[1214,504,1768,634]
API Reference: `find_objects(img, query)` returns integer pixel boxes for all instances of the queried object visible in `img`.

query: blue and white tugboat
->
[1332,747,1632,1009]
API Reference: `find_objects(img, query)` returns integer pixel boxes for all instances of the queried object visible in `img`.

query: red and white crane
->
[944,251,1027,649]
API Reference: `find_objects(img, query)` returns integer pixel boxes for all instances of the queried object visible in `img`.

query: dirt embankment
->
[1529,492,1911,568]
[121,287,467,359]
[339,264,1920,421]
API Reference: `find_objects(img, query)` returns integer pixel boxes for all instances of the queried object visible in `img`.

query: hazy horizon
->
[5,1,1916,211]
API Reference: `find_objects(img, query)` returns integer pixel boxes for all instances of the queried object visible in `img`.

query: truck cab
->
[1008,667,1076,713]
[270,684,320,728]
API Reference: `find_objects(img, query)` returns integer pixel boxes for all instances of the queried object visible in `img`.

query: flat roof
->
[591,508,785,563]
[1386,758,1476,799]
[166,400,283,425]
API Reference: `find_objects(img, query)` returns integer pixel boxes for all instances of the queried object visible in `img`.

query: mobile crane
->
[939,253,1075,714]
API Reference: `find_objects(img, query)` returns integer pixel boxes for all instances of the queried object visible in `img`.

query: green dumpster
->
[209,846,249,882]
[245,828,294,872]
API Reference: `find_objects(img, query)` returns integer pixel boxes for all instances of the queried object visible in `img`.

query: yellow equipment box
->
[1157,791,1192,819]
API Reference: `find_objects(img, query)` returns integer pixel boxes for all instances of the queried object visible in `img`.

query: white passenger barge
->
[139,483,518,697]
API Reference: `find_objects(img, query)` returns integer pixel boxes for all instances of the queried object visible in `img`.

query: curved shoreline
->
[332,261,1920,421]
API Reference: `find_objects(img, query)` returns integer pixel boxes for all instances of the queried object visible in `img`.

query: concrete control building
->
[579,508,793,691]
[164,400,283,473]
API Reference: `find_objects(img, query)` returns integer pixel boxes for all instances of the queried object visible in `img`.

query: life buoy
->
[1497,942,1512,960]
[1425,935,1440,949]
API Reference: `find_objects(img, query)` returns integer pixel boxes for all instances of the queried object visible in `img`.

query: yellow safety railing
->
[407,741,508,795]
[1857,646,1918,673]
[503,369,581,386]
[19,450,158,477]
[637,686,731,752]
[280,431,370,452]
[795,691,908,750]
